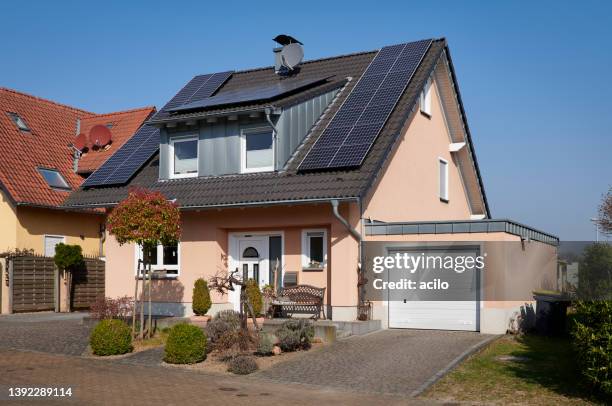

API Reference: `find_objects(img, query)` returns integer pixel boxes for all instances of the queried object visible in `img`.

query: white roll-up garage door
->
[387,247,480,331]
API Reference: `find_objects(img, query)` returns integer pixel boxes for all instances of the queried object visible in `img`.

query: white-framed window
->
[241,128,274,173]
[420,77,432,116]
[44,235,65,257]
[136,243,180,278]
[301,229,327,270]
[438,157,449,202]
[169,135,198,178]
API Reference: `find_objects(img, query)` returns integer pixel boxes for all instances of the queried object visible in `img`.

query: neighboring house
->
[65,37,559,334]
[0,87,155,257]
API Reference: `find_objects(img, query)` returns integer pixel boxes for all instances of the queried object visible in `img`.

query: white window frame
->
[240,127,275,173]
[135,242,181,278]
[44,235,65,257]
[169,135,198,179]
[420,77,432,116]
[438,157,449,202]
[301,229,327,270]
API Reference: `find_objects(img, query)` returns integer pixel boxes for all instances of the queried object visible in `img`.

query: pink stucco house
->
[65,37,558,334]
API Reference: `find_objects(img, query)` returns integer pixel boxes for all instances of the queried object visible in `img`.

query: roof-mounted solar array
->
[82,71,233,187]
[298,39,432,171]
[169,76,331,112]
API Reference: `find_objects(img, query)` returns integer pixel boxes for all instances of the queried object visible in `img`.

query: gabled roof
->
[63,38,489,216]
[0,87,152,208]
[77,107,156,174]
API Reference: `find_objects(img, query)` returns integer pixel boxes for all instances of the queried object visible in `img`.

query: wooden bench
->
[273,285,326,320]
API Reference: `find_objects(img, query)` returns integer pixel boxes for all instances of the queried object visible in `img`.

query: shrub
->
[275,319,314,352]
[90,319,133,356]
[192,279,212,316]
[256,332,274,355]
[53,244,84,271]
[90,296,134,320]
[571,300,612,395]
[227,355,258,375]
[245,279,263,316]
[206,310,241,343]
[215,329,257,355]
[164,323,207,364]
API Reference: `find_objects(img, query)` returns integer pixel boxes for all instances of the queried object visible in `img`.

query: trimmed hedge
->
[571,300,612,396]
[192,278,212,316]
[90,319,133,356]
[164,323,207,364]
[245,279,263,316]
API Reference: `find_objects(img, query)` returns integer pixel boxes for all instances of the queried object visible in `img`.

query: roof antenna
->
[273,34,304,75]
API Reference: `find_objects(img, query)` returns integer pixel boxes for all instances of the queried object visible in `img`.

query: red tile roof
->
[0,87,153,208]
[76,107,155,174]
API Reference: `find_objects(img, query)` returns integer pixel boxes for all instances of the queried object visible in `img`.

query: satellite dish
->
[89,124,112,148]
[74,133,89,151]
[280,43,304,70]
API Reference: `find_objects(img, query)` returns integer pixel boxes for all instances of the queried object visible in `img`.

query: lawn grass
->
[423,335,607,405]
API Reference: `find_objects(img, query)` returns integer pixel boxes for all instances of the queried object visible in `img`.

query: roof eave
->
[62,196,360,211]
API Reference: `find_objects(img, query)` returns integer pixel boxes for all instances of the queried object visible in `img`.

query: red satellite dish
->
[90,124,112,148]
[74,132,89,151]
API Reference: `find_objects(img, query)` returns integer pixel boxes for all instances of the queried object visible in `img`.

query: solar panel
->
[169,76,331,112]
[82,71,233,187]
[298,39,432,171]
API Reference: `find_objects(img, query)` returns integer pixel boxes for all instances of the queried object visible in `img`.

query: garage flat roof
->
[364,219,559,246]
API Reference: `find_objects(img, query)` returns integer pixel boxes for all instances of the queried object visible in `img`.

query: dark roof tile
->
[64,40,446,209]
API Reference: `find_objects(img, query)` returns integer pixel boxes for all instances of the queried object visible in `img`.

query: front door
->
[230,235,270,311]
[238,237,269,286]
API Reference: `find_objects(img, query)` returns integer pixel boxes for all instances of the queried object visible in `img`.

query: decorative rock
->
[272,345,282,355]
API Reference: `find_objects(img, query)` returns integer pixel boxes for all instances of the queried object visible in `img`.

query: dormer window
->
[7,112,30,132]
[169,135,198,178]
[241,128,274,173]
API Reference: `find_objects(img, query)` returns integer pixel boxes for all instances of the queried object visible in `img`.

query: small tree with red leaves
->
[598,187,612,236]
[107,188,180,339]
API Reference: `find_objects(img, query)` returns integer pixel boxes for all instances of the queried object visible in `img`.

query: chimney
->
[72,117,81,173]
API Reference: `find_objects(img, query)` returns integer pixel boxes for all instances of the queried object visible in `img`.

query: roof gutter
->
[62,196,360,211]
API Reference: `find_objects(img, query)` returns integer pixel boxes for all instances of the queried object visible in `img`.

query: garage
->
[386,247,480,331]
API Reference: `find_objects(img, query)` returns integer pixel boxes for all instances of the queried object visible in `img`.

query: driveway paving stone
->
[0,313,91,356]
[0,349,438,405]
[257,329,491,395]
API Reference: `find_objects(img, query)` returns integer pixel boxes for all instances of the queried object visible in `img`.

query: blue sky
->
[1,1,610,240]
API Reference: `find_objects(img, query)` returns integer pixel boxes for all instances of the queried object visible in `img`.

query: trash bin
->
[534,292,570,336]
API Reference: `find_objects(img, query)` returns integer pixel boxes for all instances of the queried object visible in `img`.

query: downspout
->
[331,199,360,241]
[99,223,106,258]
[331,199,365,314]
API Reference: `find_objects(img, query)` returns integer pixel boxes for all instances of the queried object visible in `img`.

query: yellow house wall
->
[15,206,102,257]
[0,190,17,252]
